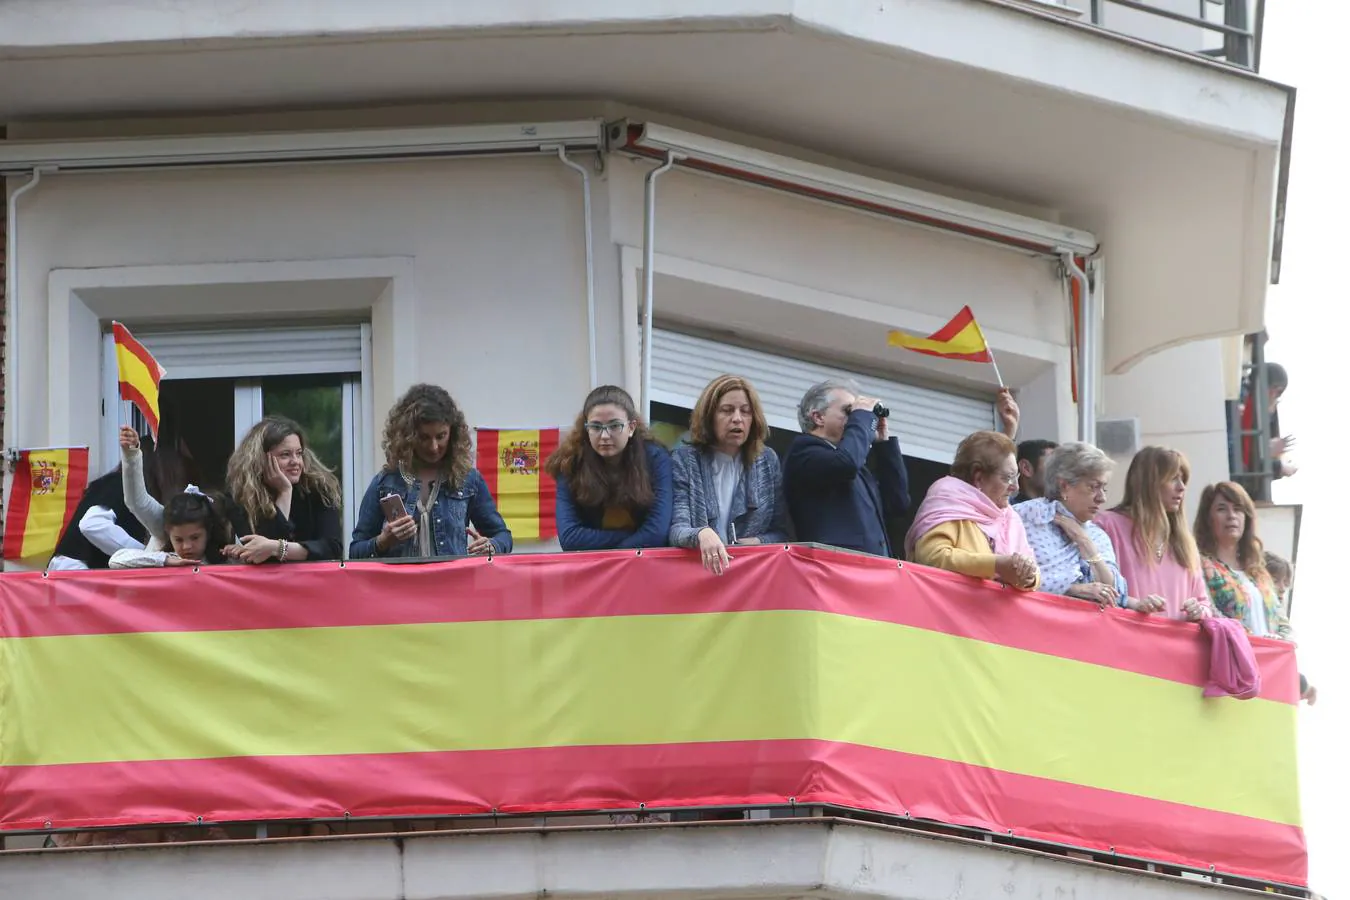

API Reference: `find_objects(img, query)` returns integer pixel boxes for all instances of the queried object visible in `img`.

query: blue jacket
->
[555,441,673,550]
[668,444,792,547]
[350,468,513,559]
[783,409,910,557]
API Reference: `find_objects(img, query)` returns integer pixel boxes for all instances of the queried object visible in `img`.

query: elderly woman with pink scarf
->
[906,430,1040,590]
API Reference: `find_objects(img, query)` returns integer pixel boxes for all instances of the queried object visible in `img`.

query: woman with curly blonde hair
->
[350,383,511,559]
[224,416,343,563]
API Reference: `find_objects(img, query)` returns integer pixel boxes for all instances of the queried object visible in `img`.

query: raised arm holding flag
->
[888,306,1019,439]
[112,322,166,444]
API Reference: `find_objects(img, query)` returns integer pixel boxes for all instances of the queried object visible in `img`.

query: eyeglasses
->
[992,471,1018,487]
[585,421,629,436]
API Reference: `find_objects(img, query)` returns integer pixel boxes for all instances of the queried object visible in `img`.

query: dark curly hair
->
[544,385,654,511]
[164,490,234,564]
[382,383,472,489]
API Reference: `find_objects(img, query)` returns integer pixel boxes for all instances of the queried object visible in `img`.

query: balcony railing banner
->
[0,546,1304,884]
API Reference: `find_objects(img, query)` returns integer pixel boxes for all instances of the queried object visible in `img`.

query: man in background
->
[1012,439,1057,505]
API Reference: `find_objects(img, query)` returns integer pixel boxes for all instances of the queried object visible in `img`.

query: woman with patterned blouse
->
[1194,481,1291,639]
[1015,442,1144,610]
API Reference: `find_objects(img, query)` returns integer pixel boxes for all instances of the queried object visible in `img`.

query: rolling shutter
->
[651,328,994,463]
[134,324,364,380]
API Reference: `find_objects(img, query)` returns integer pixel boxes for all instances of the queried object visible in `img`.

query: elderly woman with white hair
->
[1015,442,1154,610]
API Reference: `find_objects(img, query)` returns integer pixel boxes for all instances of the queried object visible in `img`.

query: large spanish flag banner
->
[475,427,560,541]
[111,321,166,442]
[2,448,89,566]
[0,547,1305,886]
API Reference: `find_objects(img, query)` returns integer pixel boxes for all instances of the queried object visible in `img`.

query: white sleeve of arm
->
[121,445,166,541]
[109,548,170,569]
[79,506,142,555]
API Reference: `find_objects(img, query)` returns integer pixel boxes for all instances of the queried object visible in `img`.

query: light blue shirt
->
[1015,497,1128,602]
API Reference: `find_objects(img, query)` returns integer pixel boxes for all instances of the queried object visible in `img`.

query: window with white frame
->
[101,323,372,552]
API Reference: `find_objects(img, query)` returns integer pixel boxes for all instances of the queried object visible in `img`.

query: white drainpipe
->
[1061,252,1095,444]
[552,147,598,388]
[640,151,677,423]
[5,169,44,457]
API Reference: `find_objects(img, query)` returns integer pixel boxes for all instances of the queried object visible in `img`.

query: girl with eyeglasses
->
[905,430,1040,590]
[544,385,672,551]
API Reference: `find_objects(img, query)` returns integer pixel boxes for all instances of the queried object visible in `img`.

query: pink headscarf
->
[904,475,1036,561]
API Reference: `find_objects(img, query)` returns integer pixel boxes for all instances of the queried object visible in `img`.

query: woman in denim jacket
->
[350,383,512,559]
[669,375,792,575]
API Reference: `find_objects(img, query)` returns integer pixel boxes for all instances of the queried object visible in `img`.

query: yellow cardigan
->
[912,520,1040,591]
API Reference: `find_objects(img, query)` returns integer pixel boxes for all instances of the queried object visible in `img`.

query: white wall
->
[609,161,1068,347]
[8,158,603,467]
[1102,339,1232,506]
[607,158,1071,421]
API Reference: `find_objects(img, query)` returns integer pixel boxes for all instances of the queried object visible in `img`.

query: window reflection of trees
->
[262,376,344,483]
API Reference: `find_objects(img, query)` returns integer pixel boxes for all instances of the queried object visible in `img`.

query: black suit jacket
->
[783,409,910,557]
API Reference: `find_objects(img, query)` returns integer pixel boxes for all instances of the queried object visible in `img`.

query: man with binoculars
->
[783,379,910,558]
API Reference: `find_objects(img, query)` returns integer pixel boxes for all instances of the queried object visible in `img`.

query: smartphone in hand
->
[379,492,408,523]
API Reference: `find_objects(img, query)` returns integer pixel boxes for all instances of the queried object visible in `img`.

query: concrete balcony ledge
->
[0,819,1248,900]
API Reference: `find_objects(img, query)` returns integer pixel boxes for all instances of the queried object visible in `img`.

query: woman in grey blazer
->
[669,375,793,574]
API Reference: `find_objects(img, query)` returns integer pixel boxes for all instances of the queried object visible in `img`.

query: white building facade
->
[0,0,1304,896]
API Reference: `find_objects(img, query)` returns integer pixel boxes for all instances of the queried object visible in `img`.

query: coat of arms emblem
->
[30,459,63,496]
[501,441,540,476]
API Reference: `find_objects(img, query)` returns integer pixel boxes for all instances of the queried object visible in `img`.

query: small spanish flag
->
[3,448,90,566]
[476,428,562,541]
[888,305,993,363]
[112,322,166,442]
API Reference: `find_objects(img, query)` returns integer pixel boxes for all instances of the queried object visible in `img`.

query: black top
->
[232,489,343,562]
[51,469,149,569]
[783,409,910,558]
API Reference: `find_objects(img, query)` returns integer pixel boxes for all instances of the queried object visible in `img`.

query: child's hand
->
[119,426,140,452]
[165,554,196,567]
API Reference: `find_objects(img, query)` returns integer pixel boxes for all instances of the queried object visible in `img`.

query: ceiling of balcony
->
[0,0,1294,372]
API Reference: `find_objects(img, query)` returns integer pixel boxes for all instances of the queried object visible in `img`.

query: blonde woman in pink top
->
[1095,446,1212,622]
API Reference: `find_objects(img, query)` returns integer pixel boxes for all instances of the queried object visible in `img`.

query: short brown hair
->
[1265,552,1292,586]
[951,431,1017,484]
[688,375,769,464]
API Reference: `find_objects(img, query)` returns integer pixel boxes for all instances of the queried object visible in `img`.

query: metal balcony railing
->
[1227,330,1275,502]
[1087,0,1263,69]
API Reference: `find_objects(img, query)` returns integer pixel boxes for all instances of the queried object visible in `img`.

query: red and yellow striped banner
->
[2,448,89,566]
[475,428,560,541]
[0,547,1305,885]
[112,322,166,441]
